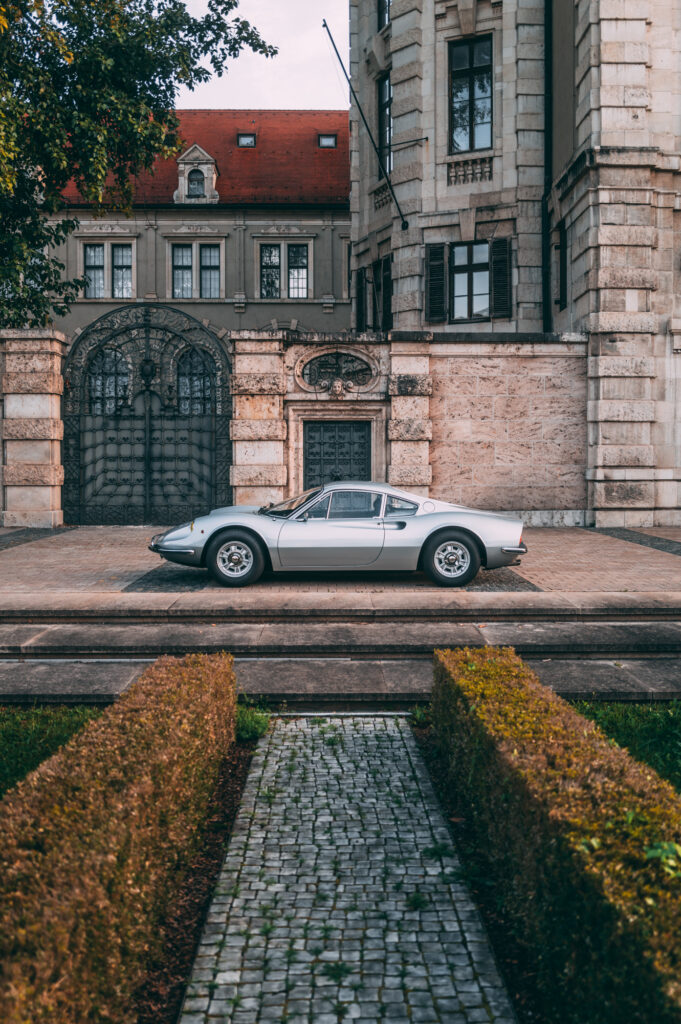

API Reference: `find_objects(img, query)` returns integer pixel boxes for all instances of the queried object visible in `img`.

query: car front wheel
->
[422,531,481,587]
[205,531,265,587]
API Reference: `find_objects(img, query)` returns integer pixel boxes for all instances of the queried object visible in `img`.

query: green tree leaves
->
[0,0,275,327]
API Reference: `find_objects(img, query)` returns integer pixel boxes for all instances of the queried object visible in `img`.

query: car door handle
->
[382,520,407,530]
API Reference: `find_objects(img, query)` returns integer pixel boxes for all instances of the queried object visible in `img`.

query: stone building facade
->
[3,1,681,529]
[1,110,365,526]
[350,0,681,524]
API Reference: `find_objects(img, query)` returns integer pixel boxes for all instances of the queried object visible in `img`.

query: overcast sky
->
[177,0,350,110]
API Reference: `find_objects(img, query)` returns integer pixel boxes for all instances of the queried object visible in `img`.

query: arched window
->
[87,348,130,415]
[178,348,215,415]
[187,169,205,197]
[302,352,373,391]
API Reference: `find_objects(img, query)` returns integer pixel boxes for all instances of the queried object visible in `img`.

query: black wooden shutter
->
[355,267,366,332]
[425,244,447,322]
[382,256,393,331]
[490,237,512,319]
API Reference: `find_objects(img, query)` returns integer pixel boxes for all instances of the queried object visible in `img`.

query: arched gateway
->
[63,305,231,525]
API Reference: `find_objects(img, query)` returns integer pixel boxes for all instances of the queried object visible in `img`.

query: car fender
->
[417,522,488,568]
[200,517,279,569]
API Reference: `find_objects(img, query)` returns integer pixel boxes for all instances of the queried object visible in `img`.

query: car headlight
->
[162,522,193,541]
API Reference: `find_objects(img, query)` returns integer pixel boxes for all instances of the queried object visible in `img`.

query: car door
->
[277,489,385,567]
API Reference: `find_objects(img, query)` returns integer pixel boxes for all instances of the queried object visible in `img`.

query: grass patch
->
[574,700,681,792]
[236,700,270,743]
[0,705,101,798]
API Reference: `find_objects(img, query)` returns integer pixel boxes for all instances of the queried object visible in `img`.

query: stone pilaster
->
[1,329,66,528]
[387,343,432,493]
[229,335,287,505]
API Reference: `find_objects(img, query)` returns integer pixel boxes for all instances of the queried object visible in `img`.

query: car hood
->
[207,505,260,517]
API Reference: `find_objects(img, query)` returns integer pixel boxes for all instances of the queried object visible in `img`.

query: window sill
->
[445,149,496,163]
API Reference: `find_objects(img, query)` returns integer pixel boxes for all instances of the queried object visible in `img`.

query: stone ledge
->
[587,400,655,422]
[230,373,287,395]
[1,419,64,440]
[230,420,288,441]
[388,373,433,396]
[387,419,433,441]
[2,464,64,486]
[2,372,64,395]
[588,356,655,378]
[230,465,287,487]
[387,464,432,487]
[583,313,657,334]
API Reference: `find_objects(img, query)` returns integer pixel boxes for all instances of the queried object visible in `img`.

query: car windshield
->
[259,487,322,518]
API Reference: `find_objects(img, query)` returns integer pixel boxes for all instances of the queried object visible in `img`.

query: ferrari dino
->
[149,480,527,587]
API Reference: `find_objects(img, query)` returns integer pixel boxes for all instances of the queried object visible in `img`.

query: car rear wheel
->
[206,531,265,587]
[422,531,481,587]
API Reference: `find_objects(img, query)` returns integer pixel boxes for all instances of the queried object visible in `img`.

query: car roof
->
[320,481,421,501]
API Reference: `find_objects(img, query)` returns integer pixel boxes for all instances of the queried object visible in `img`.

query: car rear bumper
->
[501,543,528,554]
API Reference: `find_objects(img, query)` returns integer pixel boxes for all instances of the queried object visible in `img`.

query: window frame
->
[448,35,493,155]
[254,237,314,301]
[377,73,393,178]
[237,132,256,147]
[199,243,221,300]
[448,241,490,323]
[111,243,133,300]
[187,168,206,197]
[79,237,137,301]
[327,490,385,520]
[318,133,338,148]
[163,237,226,300]
[377,0,391,30]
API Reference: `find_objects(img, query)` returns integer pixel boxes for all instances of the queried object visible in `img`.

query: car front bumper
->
[149,534,203,567]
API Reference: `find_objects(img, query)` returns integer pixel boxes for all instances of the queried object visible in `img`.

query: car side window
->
[328,491,384,520]
[385,495,419,517]
[304,494,331,519]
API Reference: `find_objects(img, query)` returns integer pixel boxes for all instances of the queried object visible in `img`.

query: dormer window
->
[187,169,205,197]
[173,144,219,204]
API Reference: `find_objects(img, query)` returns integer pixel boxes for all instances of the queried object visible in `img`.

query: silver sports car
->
[149,481,527,587]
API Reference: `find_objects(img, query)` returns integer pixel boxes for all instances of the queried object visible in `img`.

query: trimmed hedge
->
[432,647,681,1024]
[0,653,237,1024]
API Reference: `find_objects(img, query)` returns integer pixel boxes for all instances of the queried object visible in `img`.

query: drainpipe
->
[542,0,553,334]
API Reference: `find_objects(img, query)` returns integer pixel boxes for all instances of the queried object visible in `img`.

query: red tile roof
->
[64,109,349,207]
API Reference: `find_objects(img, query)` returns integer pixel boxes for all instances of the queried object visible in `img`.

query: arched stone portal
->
[62,304,231,525]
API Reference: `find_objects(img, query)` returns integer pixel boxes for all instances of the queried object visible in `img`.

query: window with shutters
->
[449,36,493,154]
[424,238,512,323]
[450,242,489,321]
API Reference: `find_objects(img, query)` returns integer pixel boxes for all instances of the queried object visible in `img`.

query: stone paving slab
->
[179,717,516,1024]
[1,526,681,599]
[0,660,147,703]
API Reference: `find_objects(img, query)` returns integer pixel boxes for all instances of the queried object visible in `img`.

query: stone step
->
[1,591,681,624]
[1,620,681,661]
[1,656,679,705]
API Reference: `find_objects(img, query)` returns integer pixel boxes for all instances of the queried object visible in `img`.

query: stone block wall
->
[428,341,588,520]
[0,330,66,527]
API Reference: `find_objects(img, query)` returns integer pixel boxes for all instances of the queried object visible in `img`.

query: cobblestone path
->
[179,717,516,1024]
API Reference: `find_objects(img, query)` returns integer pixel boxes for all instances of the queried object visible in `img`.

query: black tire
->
[422,530,481,587]
[205,530,265,587]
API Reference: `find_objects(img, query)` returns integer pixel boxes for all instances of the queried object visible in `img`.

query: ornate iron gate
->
[303,421,372,488]
[63,305,231,524]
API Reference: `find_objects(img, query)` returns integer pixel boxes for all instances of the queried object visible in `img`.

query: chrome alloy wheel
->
[216,540,254,579]
[433,540,471,579]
